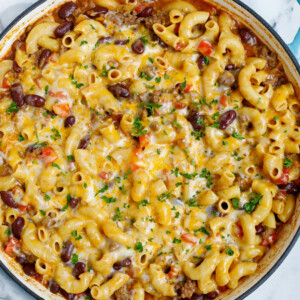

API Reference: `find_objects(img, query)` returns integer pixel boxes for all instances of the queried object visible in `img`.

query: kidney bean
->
[0,191,18,208]
[218,71,235,87]
[206,291,219,299]
[152,34,168,49]
[11,83,24,107]
[189,294,204,300]
[197,54,206,69]
[24,95,45,107]
[132,38,145,54]
[60,289,76,300]
[49,280,60,294]
[108,83,130,99]
[255,224,265,235]
[55,21,74,38]
[38,49,52,69]
[73,262,86,277]
[23,263,37,277]
[113,257,131,270]
[69,197,79,209]
[16,255,27,265]
[64,116,76,128]
[78,134,91,149]
[58,1,78,19]
[12,216,25,239]
[137,6,153,18]
[218,110,237,129]
[98,36,112,44]
[27,144,41,153]
[114,39,128,45]
[85,6,108,18]
[13,61,22,73]
[187,111,204,131]
[239,28,255,45]
[278,181,300,195]
[225,63,237,70]
[61,241,74,262]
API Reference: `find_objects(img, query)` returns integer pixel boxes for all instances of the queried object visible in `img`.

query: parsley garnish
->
[72,253,78,264]
[52,162,61,169]
[44,194,51,201]
[134,242,143,252]
[225,247,234,256]
[18,134,25,142]
[284,158,293,168]
[138,199,150,208]
[50,128,61,141]
[69,74,84,89]
[132,117,148,137]
[244,192,263,213]
[67,155,74,162]
[45,85,49,95]
[180,77,187,91]
[232,131,245,140]
[80,41,88,46]
[7,102,18,115]
[204,55,209,65]
[138,102,162,115]
[173,238,181,244]
[194,226,210,236]
[39,209,46,216]
[205,244,212,250]
[199,168,212,188]
[102,196,117,203]
[231,198,239,210]
[62,194,72,211]
[113,207,123,221]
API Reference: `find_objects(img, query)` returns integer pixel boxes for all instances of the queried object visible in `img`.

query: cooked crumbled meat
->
[175,279,197,299]
[152,90,162,104]
[114,283,135,300]
[143,10,169,30]
[268,52,278,69]
[274,191,286,202]
[234,174,252,192]
[141,64,157,78]
[258,44,269,60]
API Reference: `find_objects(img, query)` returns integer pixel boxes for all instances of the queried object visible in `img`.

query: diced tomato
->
[18,205,28,212]
[233,222,243,238]
[219,94,227,107]
[183,83,192,93]
[218,286,228,293]
[135,5,147,13]
[260,239,269,246]
[49,53,58,63]
[197,40,213,56]
[274,168,290,185]
[130,163,140,172]
[99,171,110,179]
[35,274,43,282]
[181,233,197,245]
[53,102,70,117]
[2,77,10,89]
[20,43,26,52]
[49,91,68,100]
[175,42,185,51]
[5,238,20,254]
[168,265,179,279]
[261,233,276,246]
[174,101,187,109]
[39,147,58,165]
[139,132,151,148]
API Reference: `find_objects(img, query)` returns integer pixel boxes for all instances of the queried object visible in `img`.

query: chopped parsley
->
[44,194,51,201]
[204,55,210,65]
[6,102,18,115]
[205,244,212,250]
[50,128,61,141]
[62,194,72,211]
[232,131,245,140]
[139,71,152,81]
[18,134,25,142]
[180,77,187,91]
[134,242,143,252]
[284,158,293,168]
[173,238,181,244]
[72,253,78,264]
[102,196,117,203]
[69,74,84,89]
[67,155,74,162]
[52,162,61,169]
[158,191,172,202]
[231,198,239,210]
[194,226,210,236]
[139,102,162,115]
[45,85,49,95]
[225,247,234,256]
[39,209,46,216]
[113,207,123,221]
[132,117,148,137]
[138,199,150,208]
[244,192,263,214]
[199,168,212,188]
[80,41,88,46]
[95,185,108,196]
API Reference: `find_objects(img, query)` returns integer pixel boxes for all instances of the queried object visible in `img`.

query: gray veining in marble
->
[0,0,299,299]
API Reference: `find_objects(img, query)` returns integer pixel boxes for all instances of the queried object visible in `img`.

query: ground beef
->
[234,174,252,192]
[143,10,169,30]
[258,44,279,70]
[114,283,135,300]
[175,279,197,299]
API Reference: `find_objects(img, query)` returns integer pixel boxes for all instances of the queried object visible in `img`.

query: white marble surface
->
[0,0,299,299]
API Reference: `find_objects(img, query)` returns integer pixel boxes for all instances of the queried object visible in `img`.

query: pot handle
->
[288,28,300,62]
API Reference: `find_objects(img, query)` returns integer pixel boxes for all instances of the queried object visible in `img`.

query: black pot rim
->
[0,1,299,300]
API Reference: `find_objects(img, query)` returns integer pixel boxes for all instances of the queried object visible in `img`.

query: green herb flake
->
[284,158,293,168]
[102,196,117,203]
[231,198,239,210]
[72,253,78,264]
[39,209,46,216]
[244,192,263,214]
[6,102,18,115]
[134,242,143,252]
[225,247,234,256]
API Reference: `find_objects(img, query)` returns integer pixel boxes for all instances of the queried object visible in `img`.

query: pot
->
[0,1,299,299]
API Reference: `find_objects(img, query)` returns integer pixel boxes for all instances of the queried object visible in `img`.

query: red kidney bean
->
[12,216,25,239]
[255,224,265,235]
[73,262,86,277]
[78,134,91,149]
[114,39,128,45]
[132,38,145,54]
[23,263,37,277]
[27,143,42,153]
[49,280,60,294]
[218,110,237,129]
[60,289,76,300]
[152,34,168,49]
[278,181,300,195]
[187,111,204,131]
[11,83,24,107]
[38,49,52,69]
[225,63,237,70]
[55,21,74,38]
[0,191,18,208]
[16,255,27,265]
[64,116,76,128]
[61,241,74,262]
[189,294,204,300]
[218,71,235,87]
[98,36,112,44]
[113,257,131,270]
[239,28,255,45]
[58,2,78,19]
[13,61,22,73]
[108,83,130,99]
[206,291,219,299]
[137,6,153,18]
[69,197,79,209]
[85,6,108,18]
[197,54,206,69]
[24,95,45,107]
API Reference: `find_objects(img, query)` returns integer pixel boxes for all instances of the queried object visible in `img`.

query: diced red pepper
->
[168,265,179,279]
[139,132,151,148]
[181,233,197,245]
[2,77,10,89]
[99,171,110,179]
[274,168,290,185]
[39,147,58,165]
[175,42,185,51]
[130,163,140,172]
[261,233,276,246]
[197,40,213,56]
[135,5,147,13]
[53,102,70,117]
[219,94,227,107]
[18,205,28,212]
[183,83,192,93]
[174,101,187,109]
[233,222,243,238]
[5,238,20,254]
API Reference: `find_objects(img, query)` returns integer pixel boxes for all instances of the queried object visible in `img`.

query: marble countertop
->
[0,0,299,299]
